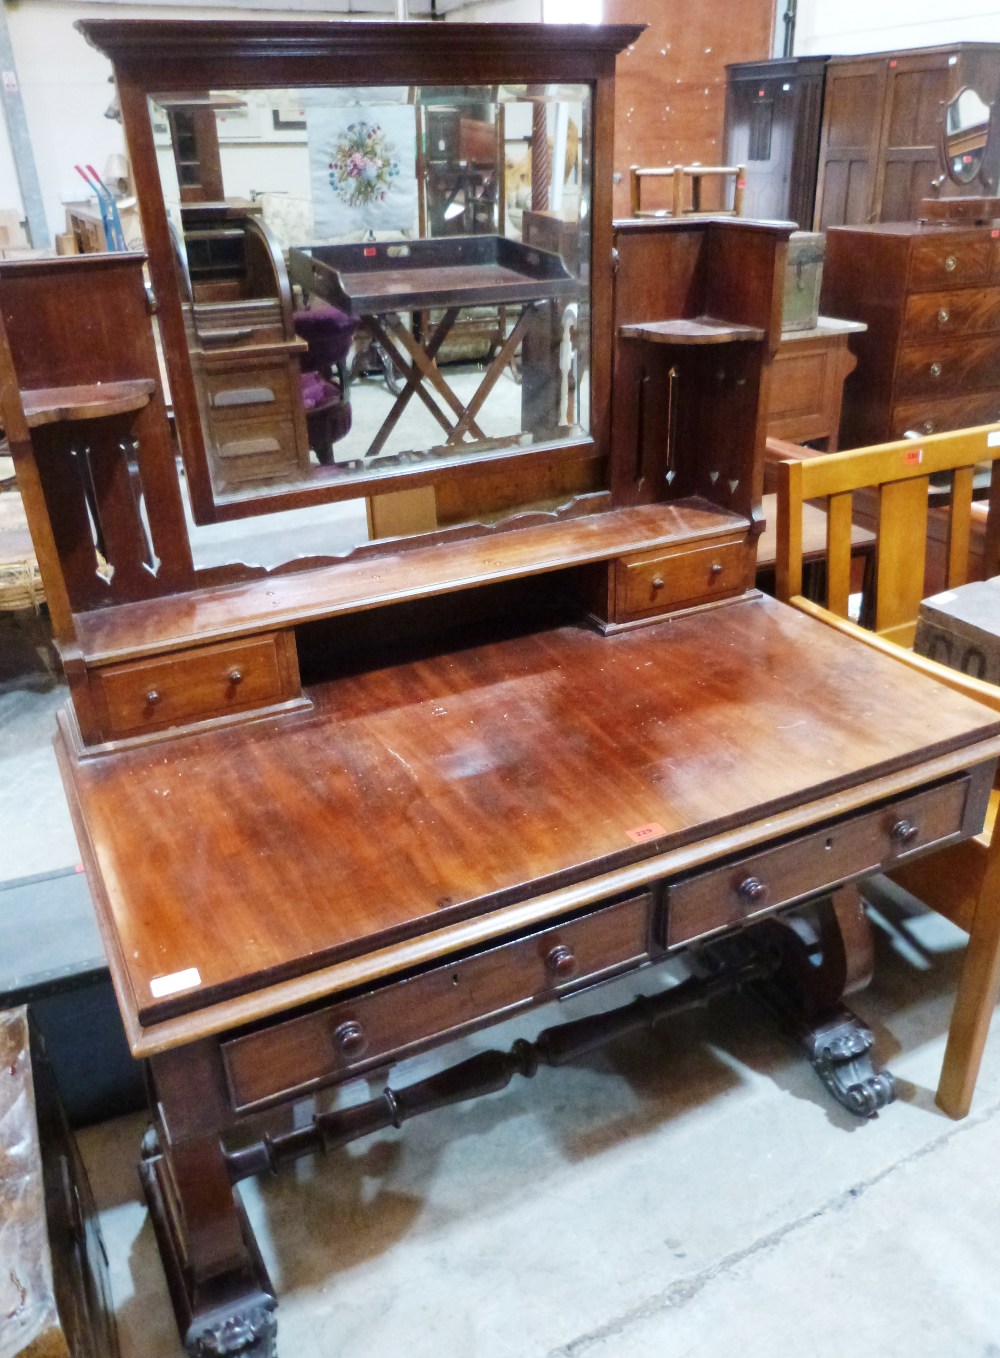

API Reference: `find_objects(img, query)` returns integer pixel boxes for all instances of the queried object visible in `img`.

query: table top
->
[779,316,868,343]
[60,593,1000,1043]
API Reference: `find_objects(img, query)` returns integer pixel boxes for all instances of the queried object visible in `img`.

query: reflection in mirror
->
[944,86,992,185]
[149,83,593,522]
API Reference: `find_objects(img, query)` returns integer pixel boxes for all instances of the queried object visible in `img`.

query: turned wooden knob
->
[891,819,919,846]
[944,255,957,271]
[146,690,160,706]
[229,669,243,684]
[709,563,723,577]
[545,944,577,979]
[737,875,768,907]
[929,361,942,378]
[333,1020,367,1058]
[651,576,665,591]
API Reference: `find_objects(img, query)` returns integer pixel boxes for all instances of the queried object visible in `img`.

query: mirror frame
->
[942,84,998,192]
[78,20,640,525]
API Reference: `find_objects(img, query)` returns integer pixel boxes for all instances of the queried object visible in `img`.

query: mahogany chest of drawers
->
[821,220,1000,448]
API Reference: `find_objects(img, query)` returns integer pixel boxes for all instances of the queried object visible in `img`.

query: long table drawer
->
[222,892,652,1112]
[662,776,975,949]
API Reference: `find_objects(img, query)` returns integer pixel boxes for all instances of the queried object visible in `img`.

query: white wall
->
[792,0,1000,55]
[0,0,425,241]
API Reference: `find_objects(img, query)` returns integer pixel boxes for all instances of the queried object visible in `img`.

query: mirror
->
[944,86,993,185]
[148,82,593,522]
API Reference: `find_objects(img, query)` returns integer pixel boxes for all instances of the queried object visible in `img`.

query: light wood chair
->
[629,164,745,219]
[774,424,1000,1117]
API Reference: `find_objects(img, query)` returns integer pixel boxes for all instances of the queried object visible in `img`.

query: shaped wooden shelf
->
[21,379,156,428]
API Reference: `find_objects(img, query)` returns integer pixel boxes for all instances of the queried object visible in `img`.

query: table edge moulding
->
[3,19,1000,1358]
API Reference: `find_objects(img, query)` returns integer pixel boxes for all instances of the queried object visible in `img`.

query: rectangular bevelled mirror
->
[149,83,592,510]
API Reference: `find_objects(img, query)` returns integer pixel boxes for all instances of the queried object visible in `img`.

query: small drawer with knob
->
[903,288,1000,342]
[221,892,652,1112]
[614,535,749,622]
[908,236,992,291]
[895,337,1000,401]
[92,632,300,739]
[661,775,976,949]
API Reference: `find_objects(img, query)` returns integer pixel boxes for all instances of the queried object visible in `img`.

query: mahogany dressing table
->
[2,22,1000,1358]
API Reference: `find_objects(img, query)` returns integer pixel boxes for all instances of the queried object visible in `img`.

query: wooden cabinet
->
[6,20,1000,1358]
[817,45,1000,228]
[727,45,1000,232]
[724,56,828,227]
[821,219,1000,446]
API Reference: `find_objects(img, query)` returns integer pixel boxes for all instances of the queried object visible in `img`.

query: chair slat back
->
[775,425,1000,642]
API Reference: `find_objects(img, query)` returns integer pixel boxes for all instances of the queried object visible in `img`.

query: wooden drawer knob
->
[544,944,577,979]
[146,689,161,706]
[651,576,665,591]
[737,875,768,907]
[333,1019,367,1058]
[229,669,243,684]
[944,255,957,272]
[709,563,723,577]
[929,362,942,379]
[891,819,919,846]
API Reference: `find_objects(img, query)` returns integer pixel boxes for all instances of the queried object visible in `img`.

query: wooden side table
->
[767,316,867,449]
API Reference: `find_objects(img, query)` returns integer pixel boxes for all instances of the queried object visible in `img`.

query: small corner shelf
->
[619,316,766,346]
[21,379,157,428]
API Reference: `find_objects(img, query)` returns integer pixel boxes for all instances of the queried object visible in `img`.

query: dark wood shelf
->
[620,317,766,345]
[75,498,750,664]
[22,379,156,428]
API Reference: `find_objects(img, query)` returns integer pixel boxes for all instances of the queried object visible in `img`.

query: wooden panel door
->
[878,51,953,222]
[814,58,887,228]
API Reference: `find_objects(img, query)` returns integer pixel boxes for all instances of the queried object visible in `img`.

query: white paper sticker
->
[988,431,1000,447]
[150,967,202,998]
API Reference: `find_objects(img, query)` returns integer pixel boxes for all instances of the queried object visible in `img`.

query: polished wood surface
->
[62,593,1000,1029]
[73,499,748,664]
[822,222,1000,447]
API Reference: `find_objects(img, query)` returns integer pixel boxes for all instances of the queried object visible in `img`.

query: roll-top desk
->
[3,21,1000,1358]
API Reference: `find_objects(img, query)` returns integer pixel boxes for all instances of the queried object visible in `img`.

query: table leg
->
[143,1045,277,1357]
[448,304,537,444]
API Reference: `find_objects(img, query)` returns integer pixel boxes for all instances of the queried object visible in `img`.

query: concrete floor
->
[5,619,1000,1357]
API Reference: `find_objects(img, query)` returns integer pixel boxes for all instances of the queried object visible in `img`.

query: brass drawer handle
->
[923,420,936,434]
[891,819,919,847]
[737,875,768,907]
[146,689,161,706]
[944,255,957,272]
[333,1019,367,1058]
[229,669,243,684]
[937,307,950,324]
[929,362,942,379]
[544,944,577,979]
